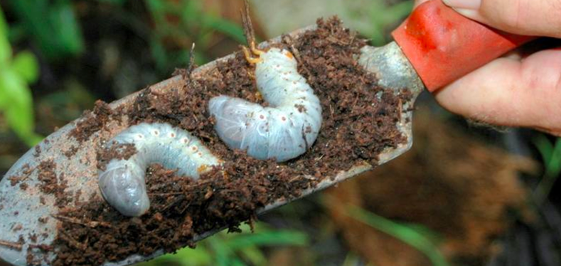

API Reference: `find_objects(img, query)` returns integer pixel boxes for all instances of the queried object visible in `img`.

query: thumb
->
[442,0,561,38]
[413,0,430,8]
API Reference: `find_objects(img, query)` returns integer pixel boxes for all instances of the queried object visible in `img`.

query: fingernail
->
[450,8,480,18]
[442,0,481,10]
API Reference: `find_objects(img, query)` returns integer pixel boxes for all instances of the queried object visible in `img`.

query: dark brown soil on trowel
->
[51,18,410,265]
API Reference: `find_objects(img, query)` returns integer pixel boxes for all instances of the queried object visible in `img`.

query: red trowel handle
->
[392,0,536,92]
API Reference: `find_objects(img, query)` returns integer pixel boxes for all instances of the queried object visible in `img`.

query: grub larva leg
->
[98,123,221,217]
[249,41,264,56]
[242,46,262,65]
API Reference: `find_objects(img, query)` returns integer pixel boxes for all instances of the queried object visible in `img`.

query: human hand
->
[413,0,561,136]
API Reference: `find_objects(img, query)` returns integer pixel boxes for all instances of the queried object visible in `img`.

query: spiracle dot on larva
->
[98,123,222,217]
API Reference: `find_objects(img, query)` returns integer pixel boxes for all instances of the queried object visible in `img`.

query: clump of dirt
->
[52,17,410,265]
[7,164,33,190]
[95,143,137,171]
[37,160,71,208]
[36,160,59,194]
[326,108,537,266]
[68,100,117,142]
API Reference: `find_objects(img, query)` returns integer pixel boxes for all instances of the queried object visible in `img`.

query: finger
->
[434,48,561,136]
[442,0,561,38]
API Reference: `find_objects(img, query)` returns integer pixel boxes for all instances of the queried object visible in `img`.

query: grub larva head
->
[98,161,150,217]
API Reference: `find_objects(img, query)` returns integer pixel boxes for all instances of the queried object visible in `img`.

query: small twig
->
[301,125,309,151]
[162,194,186,212]
[241,0,256,45]
[288,176,303,183]
[178,202,192,214]
[28,244,53,252]
[52,214,112,228]
[186,43,197,88]
[0,240,23,251]
[59,231,86,251]
[283,35,312,77]
[187,43,196,75]
[149,192,185,196]
[348,32,356,46]
[397,98,403,121]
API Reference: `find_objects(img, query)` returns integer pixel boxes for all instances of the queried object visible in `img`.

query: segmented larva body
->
[209,48,322,162]
[98,123,221,217]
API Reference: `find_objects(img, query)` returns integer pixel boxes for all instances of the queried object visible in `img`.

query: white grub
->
[98,123,221,217]
[209,48,322,162]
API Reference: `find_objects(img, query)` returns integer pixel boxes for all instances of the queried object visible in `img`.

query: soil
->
[68,101,119,143]
[49,17,410,265]
[37,160,72,209]
[325,109,537,266]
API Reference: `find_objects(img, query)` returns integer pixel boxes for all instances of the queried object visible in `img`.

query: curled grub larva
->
[98,123,221,217]
[208,44,322,162]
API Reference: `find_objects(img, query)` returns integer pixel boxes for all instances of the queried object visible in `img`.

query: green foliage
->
[350,0,413,46]
[144,0,245,73]
[0,7,43,146]
[532,135,561,204]
[8,0,84,60]
[346,205,449,266]
[139,223,308,266]
[98,0,128,5]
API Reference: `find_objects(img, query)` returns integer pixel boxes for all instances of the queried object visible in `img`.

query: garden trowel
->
[0,0,533,265]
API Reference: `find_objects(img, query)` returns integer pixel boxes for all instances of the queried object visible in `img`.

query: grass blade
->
[223,230,308,250]
[346,205,449,266]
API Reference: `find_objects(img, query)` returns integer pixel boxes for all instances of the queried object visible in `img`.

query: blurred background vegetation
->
[0,0,560,265]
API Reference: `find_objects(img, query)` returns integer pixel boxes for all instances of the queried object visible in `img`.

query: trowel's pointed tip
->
[0,247,24,266]
[0,71,191,266]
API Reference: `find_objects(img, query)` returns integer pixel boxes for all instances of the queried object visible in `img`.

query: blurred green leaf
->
[0,6,7,34]
[533,135,561,204]
[202,16,246,44]
[237,245,266,266]
[141,223,308,266]
[0,6,42,146]
[537,136,561,178]
[154,245,213,266]
[12,50,40,83]
[346,205,449,266]
[209,236,230,266]
[98,0,127,5]
[145,0,245,72]
[551,139,561,176]
[50,1,85,56]
[224,230,308,250]
[350,0,413,46]
[0,68,32,118]
[0,31,11,64]
[7,23,27,44]
[230,258,246,266]
[9,0,84,60]
[145,0,167,19]
[534,135,554,167]
[0,69,42,146]
[149,37,169,73]
[534,135,561,178]
[0,6,12,64]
